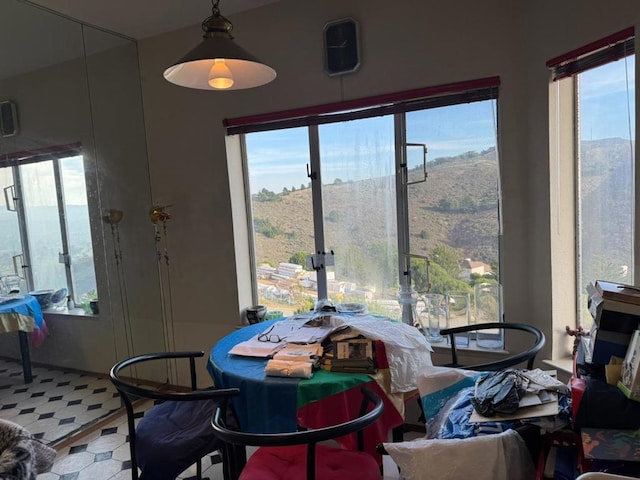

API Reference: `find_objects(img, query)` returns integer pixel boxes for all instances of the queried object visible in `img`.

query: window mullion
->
[52,159,75,301]
[12,166,34,290]
[308,125,328,300]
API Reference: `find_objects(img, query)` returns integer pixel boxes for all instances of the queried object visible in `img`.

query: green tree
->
[254,218,283,238]
[289,251,309,268]
[326,210,342,222]
[430,243,461,279]
[428,263,471,295]
[254,188,281,202]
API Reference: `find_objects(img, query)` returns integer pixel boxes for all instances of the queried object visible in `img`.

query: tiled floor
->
[0,357,121,445]
[0,356,407,479]
[37,404,227,480]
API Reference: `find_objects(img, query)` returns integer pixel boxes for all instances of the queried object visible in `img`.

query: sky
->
[245,100,498,193]
[579,55,635,141]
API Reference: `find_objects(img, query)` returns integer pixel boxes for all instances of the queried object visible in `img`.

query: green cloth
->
[297,369,371,407]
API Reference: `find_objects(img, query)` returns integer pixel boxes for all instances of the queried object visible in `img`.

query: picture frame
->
[336,338,373,360]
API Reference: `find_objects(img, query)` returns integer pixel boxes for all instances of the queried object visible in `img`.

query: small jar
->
[67,296,75,310]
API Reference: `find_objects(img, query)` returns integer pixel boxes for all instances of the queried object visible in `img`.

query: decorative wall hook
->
[149,205,172,224]
[103,209,123,225]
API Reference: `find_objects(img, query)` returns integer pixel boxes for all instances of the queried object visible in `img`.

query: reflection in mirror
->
[0,0,164,446]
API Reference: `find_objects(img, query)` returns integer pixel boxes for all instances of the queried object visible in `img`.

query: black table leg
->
[18,331,32,383]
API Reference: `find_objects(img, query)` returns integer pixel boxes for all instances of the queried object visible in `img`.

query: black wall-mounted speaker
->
[0,101,18,137]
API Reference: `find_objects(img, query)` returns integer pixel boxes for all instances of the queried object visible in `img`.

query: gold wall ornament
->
[103,209,124,225]
[149,205,172,224]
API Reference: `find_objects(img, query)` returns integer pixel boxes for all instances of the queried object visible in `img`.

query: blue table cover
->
[0,295,44,330]
[207,320,301,434]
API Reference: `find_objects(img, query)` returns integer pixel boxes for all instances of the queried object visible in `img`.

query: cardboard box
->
[618,329,640,401]
[591,329,633,364]
[587,281,640,364]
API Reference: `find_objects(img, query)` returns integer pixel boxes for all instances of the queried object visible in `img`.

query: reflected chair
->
[110,351,242,480]
[440,322,545,371]
[211,387,384,480]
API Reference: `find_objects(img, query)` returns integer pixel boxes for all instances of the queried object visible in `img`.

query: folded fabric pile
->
[265,359,313,378]
[265,343,322,378]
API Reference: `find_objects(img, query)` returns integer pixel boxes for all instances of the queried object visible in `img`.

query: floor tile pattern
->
[0,357,121,445]
[37,407,225,480]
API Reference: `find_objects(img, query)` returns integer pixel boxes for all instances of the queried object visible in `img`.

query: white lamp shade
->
[164,36,276,90]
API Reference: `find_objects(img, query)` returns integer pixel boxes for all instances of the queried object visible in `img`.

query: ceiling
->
[25,0,281,39]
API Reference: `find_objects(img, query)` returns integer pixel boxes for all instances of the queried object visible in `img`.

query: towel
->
[265,359,313,378]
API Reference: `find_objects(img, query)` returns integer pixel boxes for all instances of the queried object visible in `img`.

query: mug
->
[246,305,267,324]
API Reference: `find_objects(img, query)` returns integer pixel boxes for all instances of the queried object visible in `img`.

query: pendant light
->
[163,0,276,91]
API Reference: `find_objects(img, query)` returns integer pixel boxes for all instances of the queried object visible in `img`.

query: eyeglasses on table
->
[257,324,286,343]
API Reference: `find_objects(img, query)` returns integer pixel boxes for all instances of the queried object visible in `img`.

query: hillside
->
[251,137,634,287]
[251,149,500,273]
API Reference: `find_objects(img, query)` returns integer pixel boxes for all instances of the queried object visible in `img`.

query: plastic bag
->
[472,369,523,416]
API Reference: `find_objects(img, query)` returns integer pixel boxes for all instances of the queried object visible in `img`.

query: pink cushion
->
[239,444,381,480]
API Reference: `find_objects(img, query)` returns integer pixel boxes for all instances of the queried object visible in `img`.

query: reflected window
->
[0,145,96,308]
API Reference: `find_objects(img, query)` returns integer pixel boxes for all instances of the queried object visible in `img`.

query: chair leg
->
[222,444,245,480]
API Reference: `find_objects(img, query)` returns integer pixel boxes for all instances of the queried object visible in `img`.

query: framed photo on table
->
[336,338,374,360]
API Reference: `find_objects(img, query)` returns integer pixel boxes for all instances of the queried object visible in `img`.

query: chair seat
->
[135,398,223,480]
[238,444,380,480]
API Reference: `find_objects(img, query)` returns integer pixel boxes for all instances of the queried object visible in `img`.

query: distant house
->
[460,258,492,279]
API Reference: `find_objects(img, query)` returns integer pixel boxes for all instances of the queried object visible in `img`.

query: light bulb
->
[208,59,234,89]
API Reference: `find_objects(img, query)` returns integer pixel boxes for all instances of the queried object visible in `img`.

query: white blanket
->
[340,315,433,393]
[383,429,535,480]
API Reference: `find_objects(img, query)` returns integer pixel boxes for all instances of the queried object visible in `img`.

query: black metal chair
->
[211,387,384,480]
[440,322,546,371]
[109,351,242,480]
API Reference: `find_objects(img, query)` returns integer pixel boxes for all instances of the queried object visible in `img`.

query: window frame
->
[548,27,636,349]
[228,78,502,329]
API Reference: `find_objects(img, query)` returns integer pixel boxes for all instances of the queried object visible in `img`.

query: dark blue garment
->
[135,398,223,480]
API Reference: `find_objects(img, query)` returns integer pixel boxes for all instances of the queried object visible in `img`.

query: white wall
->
[135,0,640,370]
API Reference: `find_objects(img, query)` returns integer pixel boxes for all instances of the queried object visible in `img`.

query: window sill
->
[43,307,98,318]
[542,357,573,375]
[431,339,508,355]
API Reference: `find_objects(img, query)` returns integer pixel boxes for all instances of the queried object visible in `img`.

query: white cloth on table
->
[339,315,433,393]
[383,429,535,480]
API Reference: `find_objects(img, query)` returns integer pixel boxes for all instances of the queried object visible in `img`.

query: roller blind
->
[224,76,500,135]
[547,27,634,81]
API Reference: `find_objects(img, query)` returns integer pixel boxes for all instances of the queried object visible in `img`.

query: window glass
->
[21,161,66,291]
[246,128,315,315]
[0,168,22,284]
[577,55,635,329]
[242,88,501,328]
[60,156,96,301]
[319,115,398,317]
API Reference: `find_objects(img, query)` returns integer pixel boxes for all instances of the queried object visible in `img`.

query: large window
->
[233,79,501,327]
[0,145,96,307]
[549,29,635,331]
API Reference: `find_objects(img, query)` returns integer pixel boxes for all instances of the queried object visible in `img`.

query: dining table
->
[207,314,432,464]
[0,294,45,383]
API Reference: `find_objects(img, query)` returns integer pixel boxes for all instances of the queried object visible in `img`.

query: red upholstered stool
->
[212,387,385,480]
[239,444,381,480]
